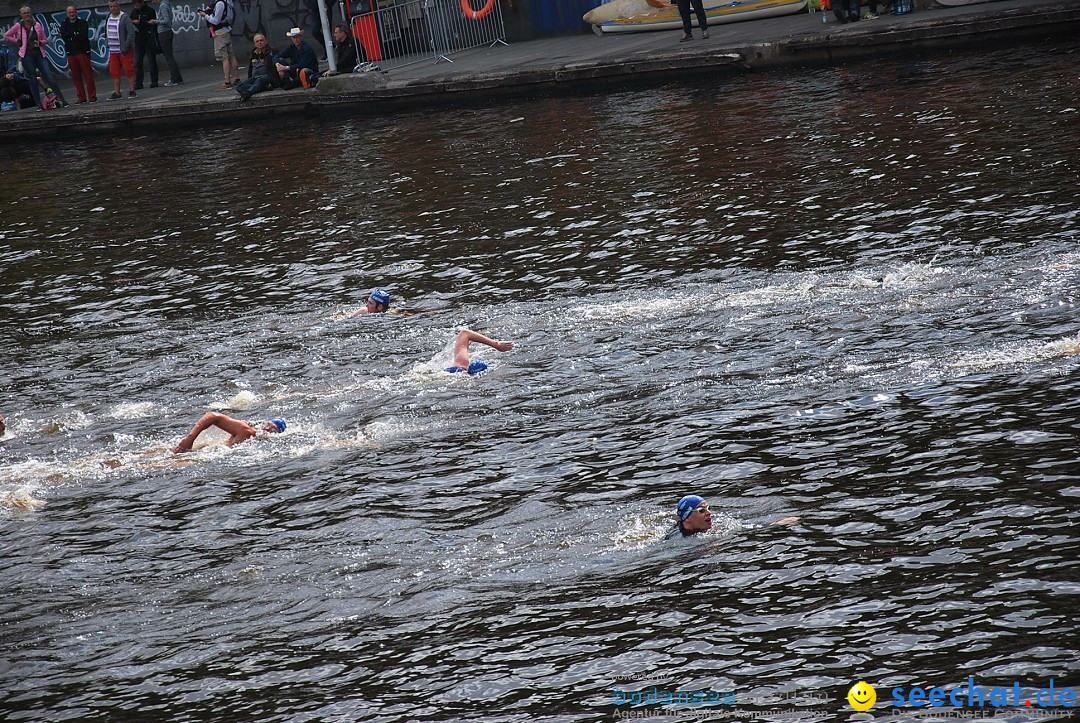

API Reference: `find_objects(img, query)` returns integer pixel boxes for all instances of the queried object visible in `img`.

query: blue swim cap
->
[369,288,391,308]
[444,360,489,375]
[269,418,287,433]
[677,495,706,521]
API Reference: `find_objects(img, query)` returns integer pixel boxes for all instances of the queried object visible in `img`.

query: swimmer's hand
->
[173,434,196,454]
[772,516,800,526]
[494,340,514,352]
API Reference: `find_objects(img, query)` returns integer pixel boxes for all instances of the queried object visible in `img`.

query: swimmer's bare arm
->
[453,328,514,368]
[173,412,257,453]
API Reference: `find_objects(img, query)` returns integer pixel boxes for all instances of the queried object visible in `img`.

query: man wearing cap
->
[274,27,318,90]
[352,287,391,316]
[173,412,286,453]
[667,495,712,539]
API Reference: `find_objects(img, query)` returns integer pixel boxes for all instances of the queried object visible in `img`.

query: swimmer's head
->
[263,418,287,433]
[367,288,391,313]
[677,495,711,533]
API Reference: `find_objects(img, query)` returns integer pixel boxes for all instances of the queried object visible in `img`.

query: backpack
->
[209,0,235,30]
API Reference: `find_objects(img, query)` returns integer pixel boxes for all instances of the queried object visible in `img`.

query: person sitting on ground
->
[446,328,514,375]
[351,287,391,316]
[173,411,286,453]
[0,45,33,111]
[236,32,281,101]
[274,27,318,90]
[304,24,359,87]
[666,494,800,539]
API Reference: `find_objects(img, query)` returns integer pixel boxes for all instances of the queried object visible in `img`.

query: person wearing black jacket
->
[130,0,159,89]
[60,6,96,102]
[303,24,362,87]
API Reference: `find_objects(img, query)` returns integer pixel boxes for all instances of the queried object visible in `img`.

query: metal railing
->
[347,0,507,73]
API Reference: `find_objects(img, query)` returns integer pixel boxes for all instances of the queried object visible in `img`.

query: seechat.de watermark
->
[848,678,1077,715]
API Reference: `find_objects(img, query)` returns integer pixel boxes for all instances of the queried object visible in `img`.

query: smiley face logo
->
[847,681,877,711]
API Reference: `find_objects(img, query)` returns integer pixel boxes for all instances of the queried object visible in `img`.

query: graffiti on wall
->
[8,0,317,77]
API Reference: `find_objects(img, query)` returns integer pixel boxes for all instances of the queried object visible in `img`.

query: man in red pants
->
[60,5,97,103]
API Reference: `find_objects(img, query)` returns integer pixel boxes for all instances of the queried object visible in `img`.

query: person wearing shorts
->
[199,0,239,87]
[105,0,137,99]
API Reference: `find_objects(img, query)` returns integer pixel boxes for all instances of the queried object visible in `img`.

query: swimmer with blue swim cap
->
[665,493,801,538]
[352,287,391,316]
[173,412,286,453]
[666,495,713,539]
[445,328,514,375]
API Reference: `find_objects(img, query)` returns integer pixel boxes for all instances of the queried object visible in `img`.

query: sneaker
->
[299,69,311,89]
[163,80,181,86]
[220,82,233,90]
[129,90,137,97]
[701,30,709,38]
[680,32,692,42]
[108,91,122,100]
[864,12,879,18]
[238,91,251,101]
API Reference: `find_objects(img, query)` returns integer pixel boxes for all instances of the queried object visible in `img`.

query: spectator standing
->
[676,0,709,42]
[153,0,183,85]
[273,27,317,89]
[3,5,67,110]
[235,32,279,100]
[130,0,158,89]
[306,0,333,58]
[198,0,239,89]
[104,0,137,99]
[59,5,96,103]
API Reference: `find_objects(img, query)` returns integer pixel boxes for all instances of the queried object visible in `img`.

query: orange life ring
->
[461,0,495,20]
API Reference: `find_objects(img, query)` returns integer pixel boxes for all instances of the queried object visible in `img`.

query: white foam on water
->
[949,334,1080,373]
[210,390,257,411]
[572,289,714,323]
[2,487,46,513]
[43,410,93,434]
[105,402,157,419]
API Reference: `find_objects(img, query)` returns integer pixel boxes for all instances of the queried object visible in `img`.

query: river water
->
[2,41,1078,721]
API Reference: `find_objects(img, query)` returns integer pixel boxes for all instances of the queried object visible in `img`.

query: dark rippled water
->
[2,42,1078,722]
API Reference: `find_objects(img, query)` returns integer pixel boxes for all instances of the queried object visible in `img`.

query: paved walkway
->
[1,0,1077,142]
